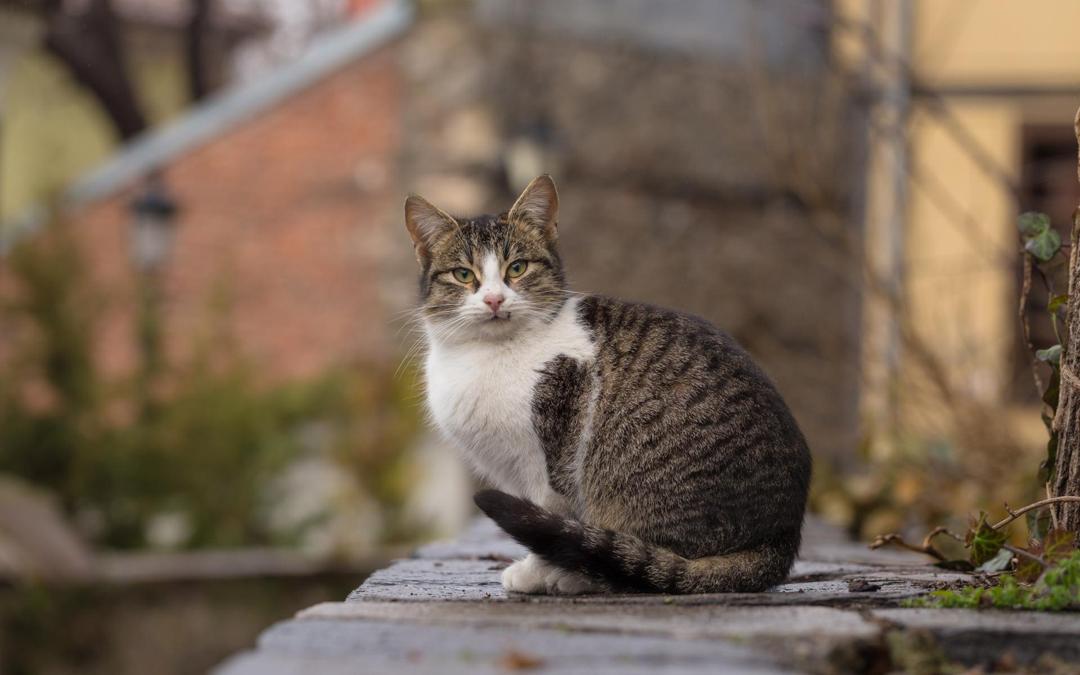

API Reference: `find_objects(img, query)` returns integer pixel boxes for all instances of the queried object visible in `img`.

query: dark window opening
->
[1011,125,1078,403]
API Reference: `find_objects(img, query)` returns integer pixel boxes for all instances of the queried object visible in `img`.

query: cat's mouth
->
[488,312,511,321]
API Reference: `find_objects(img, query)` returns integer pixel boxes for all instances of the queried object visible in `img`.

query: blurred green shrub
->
[0,221,421,551]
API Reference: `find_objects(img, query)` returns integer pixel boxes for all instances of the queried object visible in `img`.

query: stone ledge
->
[214,518,1080,674]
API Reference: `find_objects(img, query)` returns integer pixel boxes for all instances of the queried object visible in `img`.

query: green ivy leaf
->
[976,548,1013,573]
[967,513,1008,566]
[1037,345,1063,365]
[1048,294,1070,314]
[1018,211,1051,237]
[1025,228,1062,262]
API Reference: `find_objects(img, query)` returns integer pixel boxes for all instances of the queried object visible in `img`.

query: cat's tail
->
[473,489,794,594]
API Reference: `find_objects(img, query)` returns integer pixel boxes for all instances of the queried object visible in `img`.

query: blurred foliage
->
[856,210,1079,610]
[908,550,1080,611]
[0,220,422,551]
[813,210,1073,546]
[1,573,364,675]
[810,424,1043,549]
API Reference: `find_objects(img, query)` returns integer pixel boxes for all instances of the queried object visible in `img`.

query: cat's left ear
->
[405,194,457,265]
[508,175,559,241]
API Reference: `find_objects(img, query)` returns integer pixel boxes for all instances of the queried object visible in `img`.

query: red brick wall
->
[3,46,402,383]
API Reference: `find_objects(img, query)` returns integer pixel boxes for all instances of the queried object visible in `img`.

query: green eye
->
[506,260,527,279]
[452,268,475,284]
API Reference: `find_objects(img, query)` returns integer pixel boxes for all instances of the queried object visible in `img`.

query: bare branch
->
[868,526,961,562]
[990,496,1080,531]
[1003,544,1048,570]
[186,0,214,101]
[41,0,147,140]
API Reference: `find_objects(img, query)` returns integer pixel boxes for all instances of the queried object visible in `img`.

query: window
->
[1011,125,1078,402]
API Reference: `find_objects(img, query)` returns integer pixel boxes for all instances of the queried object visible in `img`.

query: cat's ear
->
[508,175,559,240]
[404,195,457,264]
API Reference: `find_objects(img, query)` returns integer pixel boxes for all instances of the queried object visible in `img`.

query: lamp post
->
[130,179,178,273]
[129,177,178,413]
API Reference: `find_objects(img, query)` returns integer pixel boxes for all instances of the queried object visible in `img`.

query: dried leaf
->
[499,650,545,670]
[1048,294,1070,314]
[1015,543,1045,583]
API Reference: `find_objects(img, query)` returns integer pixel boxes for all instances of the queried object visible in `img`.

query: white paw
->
[501,555,548,594]
[500,554,601,595]
[545,567,601,595]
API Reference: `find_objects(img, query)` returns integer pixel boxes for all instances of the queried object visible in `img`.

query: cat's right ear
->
[404,195,457,265]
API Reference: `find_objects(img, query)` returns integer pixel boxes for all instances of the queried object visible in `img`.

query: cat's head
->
[404,175,566,343]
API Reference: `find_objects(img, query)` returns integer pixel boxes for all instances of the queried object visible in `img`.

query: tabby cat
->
[405,176,811,595]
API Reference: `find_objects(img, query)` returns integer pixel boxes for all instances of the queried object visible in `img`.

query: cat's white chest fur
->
[424,298,594,506]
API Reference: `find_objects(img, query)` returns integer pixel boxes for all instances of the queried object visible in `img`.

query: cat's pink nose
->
[483,293,504,313]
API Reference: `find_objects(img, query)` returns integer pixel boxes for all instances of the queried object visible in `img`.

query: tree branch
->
[41,0,147,140]
[990,496,1080,531]
[185,0,213,102]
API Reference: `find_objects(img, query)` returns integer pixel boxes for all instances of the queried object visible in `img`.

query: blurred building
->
[0,0,376,223]
[2,0,864,472]
[0,1,410,380]
[5,0,1078,482]
[839,0,1080,452]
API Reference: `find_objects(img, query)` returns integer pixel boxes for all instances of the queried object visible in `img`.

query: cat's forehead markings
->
[481,252,501,285]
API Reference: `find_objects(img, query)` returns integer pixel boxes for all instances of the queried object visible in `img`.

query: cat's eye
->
[506,260,528,279]
[452,268,475,284]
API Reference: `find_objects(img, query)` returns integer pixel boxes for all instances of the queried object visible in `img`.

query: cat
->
[404,175,811,595]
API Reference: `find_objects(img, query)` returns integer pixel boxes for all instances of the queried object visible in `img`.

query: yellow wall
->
[0,30,188,224]
[911,0,1080,87]
[838,0,1080,442]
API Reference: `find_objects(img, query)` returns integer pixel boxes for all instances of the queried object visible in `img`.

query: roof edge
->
[1,0,413,255]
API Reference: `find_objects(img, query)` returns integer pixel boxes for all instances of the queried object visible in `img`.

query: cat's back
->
[576,294,767,393]
[575,294,811,554]
[577,293,804,439]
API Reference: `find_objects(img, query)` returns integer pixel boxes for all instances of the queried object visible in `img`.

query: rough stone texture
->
[214,518,1080,674]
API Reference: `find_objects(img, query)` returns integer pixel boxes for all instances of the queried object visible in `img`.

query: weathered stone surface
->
[219,616,791,674]
[347,518,968,606]
[300,601,880,658]
[348,559,506,601]
[215,517,1080,674]
[874,608,1080,665]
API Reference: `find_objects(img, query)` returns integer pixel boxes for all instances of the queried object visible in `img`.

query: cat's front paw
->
[501,555,548,594]
[501,554,602,595]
